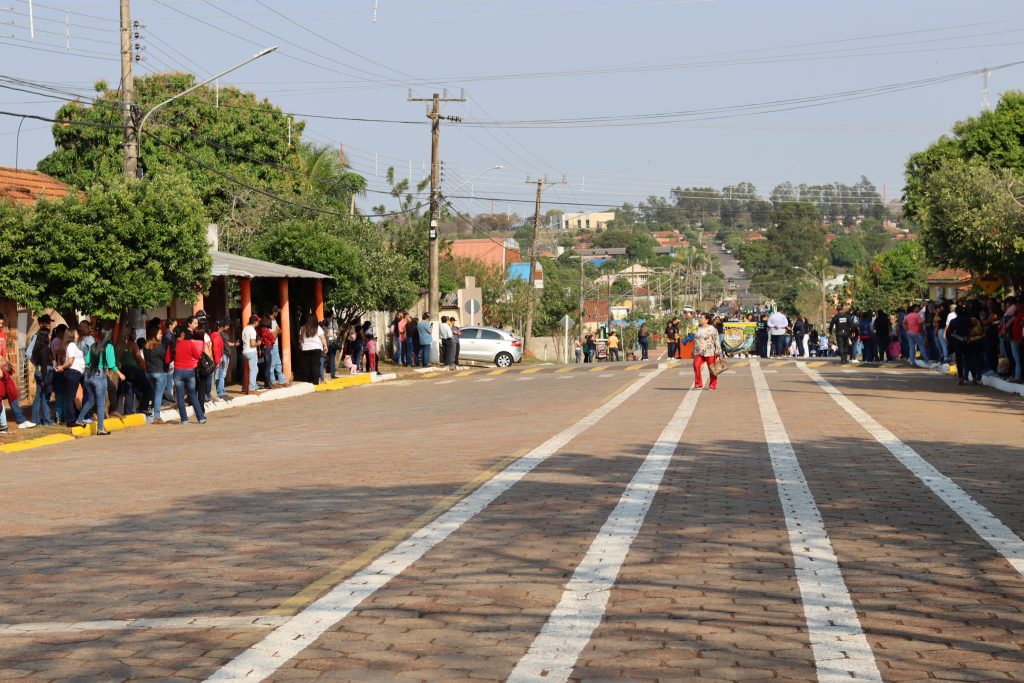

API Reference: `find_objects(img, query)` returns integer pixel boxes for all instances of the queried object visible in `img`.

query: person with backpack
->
[28,314,54,425]
[74,325,124,435]
[259,318,278,389]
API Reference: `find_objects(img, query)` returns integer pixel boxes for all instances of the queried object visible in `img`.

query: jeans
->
[441,338,454,366]
[1010,339,1022,381]
[906,333,925,364]
[575,349,582,363]
[770,334,787,357]
[216,355,230,397]
[609,347,620,361]
[243,353,259,393]
[32,368,53,424]
[403,341,415,367]
[418,343,430,367]
[851,338,862,360]
[269,341,286,385]
[353,342,364,372]
[393,337,402,363]
[861,337,876,363]
[639,339,649,360]
[262,346,276,388]
[936,330,949,362]
[78,371,108,432]
[0,397,6,430]
[149,371,172,420]
[173,368,205,423]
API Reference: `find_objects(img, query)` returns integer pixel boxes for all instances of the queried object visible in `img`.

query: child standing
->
[366,334,380,375]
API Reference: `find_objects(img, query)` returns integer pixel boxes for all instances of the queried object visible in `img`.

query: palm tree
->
[296,141,367,208]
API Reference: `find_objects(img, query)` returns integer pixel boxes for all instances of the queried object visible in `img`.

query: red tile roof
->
[0,166,73,206]
[449,238,519,270]
[927,269,972,283]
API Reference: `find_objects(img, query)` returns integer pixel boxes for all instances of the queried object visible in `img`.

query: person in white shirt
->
[299,316,327,385]
[54,326,86,427]
[767,310,789,357]
[439,316,454,367]
[240,315,261,395]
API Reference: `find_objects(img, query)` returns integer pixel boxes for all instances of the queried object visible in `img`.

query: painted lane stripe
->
[751,360,882,682]
[454,370,478,377]
[796,363,1024,576]
[555,367,574,373]
[589,366,606,372]
[514,377,535,382]
[0,616,286,635]
[808,361,827,368]
[435,379,456,385]
[488,368,510,376]
[507,387,702,683]
[624,364,644,371]
[475,378,496,383]
[520,367,543,375]
[598,373,616,378]
[207,367,667,682]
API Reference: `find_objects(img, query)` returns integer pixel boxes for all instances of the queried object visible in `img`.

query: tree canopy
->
[0,173,210,318]
[38,73,302,222]
[847,240,930,312]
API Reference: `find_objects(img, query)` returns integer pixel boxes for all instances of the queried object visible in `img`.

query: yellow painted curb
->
[454,370,478,377]
[315,375,373,392]
[0,433,76,454]
[488,368,509,376]
[520,367,543,375]
[808,361,826,368]
[625,364,644,371]
[556,367,575,373]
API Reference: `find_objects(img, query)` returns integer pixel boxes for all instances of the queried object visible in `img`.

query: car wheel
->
[495,352,513,368]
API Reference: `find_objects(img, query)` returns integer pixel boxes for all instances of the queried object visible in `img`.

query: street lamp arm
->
[444,165,503,195]
[137,46,278,140]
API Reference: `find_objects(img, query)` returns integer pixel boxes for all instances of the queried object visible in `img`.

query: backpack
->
[197,348,216,379]
[260,327,276,348]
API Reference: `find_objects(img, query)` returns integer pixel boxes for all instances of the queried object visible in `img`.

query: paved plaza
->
[0,359,1022,682]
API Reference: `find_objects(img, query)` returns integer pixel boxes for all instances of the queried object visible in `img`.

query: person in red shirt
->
[172,328,207,424]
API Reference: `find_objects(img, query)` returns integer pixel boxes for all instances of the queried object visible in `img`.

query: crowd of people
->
[751,296,1024,386]
[1,307,393,437]
[386,311,462,368]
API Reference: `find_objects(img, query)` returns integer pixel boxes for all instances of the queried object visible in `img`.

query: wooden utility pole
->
[578,254,585,341]
[120,0,138,178]
[523,175,565,353]
[408,89,464,320]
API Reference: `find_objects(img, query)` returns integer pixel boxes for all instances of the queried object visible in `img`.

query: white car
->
[457,326,524,367]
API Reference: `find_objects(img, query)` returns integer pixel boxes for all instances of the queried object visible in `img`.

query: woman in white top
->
[240,315,261,395]
[299,316,327,385]
[54,327,86,427]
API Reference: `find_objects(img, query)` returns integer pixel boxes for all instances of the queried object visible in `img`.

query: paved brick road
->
[0,359,1021,681]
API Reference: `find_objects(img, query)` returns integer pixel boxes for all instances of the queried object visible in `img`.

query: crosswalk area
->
[0,357,1020,682]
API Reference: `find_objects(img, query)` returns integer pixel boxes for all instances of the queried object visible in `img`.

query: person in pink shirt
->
[903,303,926,365]
[366,334,380,375]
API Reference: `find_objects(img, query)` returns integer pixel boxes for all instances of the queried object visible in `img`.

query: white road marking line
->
[514,377,534,382]
[751,360,882,682]
[0,616,286,635]
[475,378,496,383]
[435,379,456,385]
[598,373,616,377]
[797,363,1024,576]
[508,387,702,683]
[206,367,667,682]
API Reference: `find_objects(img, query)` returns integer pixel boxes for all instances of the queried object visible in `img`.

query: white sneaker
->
[17,421,36,429]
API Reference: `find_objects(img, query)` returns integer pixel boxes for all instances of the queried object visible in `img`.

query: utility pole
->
[120,0,138,179]
[408,89,464,319]
[522,175,565,353]
[578,255,585,342]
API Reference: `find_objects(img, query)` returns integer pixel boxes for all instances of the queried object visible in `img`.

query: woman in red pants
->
[693,312,723,390]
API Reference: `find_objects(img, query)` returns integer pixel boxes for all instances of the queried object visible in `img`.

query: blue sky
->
[2,0,1023,216]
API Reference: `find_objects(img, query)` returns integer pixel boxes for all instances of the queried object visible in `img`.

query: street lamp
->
[445,164,504,195]
[793,265,828,329]
[134,46,279,176]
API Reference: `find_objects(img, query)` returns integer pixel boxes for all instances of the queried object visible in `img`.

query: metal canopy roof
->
[210,250,331,280]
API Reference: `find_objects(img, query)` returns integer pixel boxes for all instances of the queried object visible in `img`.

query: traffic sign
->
[975,274,1004,296]
[559,314,575,328]
[464,299,481,315]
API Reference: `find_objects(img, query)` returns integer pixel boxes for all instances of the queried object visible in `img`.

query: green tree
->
[0,174,210,318]
[909,157,1024,280]
[829,235,869,267]
[249,215,417,327]
[37,74,302,221]
[296,141,367,206]
[847,240,930,312]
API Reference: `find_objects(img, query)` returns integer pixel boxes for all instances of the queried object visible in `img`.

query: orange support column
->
[193,293,205,315]
[240,278,252,393]
[279,278,292,381]
[314,279,324,322]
